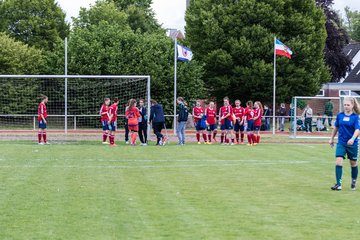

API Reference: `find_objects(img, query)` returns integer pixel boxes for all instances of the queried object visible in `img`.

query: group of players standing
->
[188,97,263,146]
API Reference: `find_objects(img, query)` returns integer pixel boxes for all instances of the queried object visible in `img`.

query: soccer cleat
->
[162,136,167,146]
[125,141,129,145]
[207,142,212,145]
[198,142,201,145]
[351,180,357,191]
[230,143,234,146]
[38,142,44,145]
[44,142,50,145]
[247,143,252,146]
[102,142,110,145]
[331,184,342,191]
[253,143,258,146]
[240,141,245,145]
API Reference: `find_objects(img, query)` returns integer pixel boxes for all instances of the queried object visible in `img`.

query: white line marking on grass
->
[0,160,310,169]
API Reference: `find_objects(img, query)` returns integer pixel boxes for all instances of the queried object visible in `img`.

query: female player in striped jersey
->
[108,98,119,146]
[38,95,48,145]
[205,101,217,144]
[253,101,264,145]
[193,100,207,144]
[100,98,111,144]
[233,100,245,144]
[329,97,360,191]
[219,97,234,145]
[126,99,141,146]
[244,101,255,146]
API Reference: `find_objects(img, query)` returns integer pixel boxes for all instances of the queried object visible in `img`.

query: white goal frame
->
[0,75,151,134]
[291,96,340,139]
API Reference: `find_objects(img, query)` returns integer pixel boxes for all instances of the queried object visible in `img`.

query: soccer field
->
[0,142,359,239]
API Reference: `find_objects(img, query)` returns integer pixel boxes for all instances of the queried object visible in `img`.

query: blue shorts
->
[38,120,47,129]
[234,121,244,132]
[247,120,254,131]
[221,119,233,131]
[195,121,206,131]
[109,122,116,131]
[101,120,109,131]
[336,144,359,161]
[254,125,261,131]
[207,124,217,132]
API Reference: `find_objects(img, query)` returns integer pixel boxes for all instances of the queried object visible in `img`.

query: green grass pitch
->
[0,142,360,239]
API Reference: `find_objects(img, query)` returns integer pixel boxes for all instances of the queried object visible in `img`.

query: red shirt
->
[205,107,217,125]
[254,108,263,126]
[193,106,204,123]
[219,105,233,124]
[109,104,118,123]
[245,107,255,121]
[100,104,109,122]
[233,107,245,120]
[38,102,47,121]
[126,107,140,126]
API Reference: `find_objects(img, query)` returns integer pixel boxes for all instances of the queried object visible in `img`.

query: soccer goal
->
[0,75,151,142]
[289,96,340,139]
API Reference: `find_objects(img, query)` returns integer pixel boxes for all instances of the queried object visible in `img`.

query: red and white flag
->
[275,39,293,59]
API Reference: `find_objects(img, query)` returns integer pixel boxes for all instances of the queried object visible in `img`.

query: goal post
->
[0,75,151,142]
[290,96,340,139]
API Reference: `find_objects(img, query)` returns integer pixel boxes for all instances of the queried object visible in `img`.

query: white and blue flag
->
[177,44,193,62]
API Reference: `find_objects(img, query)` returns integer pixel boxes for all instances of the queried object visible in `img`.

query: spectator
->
[176,97,188,145]
[278,103,286,131]
[263,105,271,131]
[323,99,334,127]
[138,99,148,146]
[316,113,325,131]
[289,103,295,131]
[302,104,313,133]
[149,99,167,145]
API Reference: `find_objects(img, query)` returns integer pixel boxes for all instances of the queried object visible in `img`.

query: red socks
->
[235,133,239,143]
[109,134,115,145]
[203,134,207,142]
[196,133,200,142]
[208,135,212,142]
[221,135,224,143]
[241,133,244,142]
[257,135,261,143]
[213,131,217,139]
[38,132,42,143]
[252,134,257,144]
[131,133,137,144]
[247,134,252,144]
[43,132,47,143]
[103,132,108,142]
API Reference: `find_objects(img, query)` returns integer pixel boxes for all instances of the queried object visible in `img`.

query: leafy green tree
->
[0,0,69,51]
[68,1,205,123]
[185,0,330,104]
[0,32,46,114]
[108,0,161,33]
[345,7,360,42]
[316,0,351,82]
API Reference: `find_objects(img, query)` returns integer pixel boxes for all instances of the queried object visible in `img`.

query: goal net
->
[0,75,150,142]
[289,96,340,139]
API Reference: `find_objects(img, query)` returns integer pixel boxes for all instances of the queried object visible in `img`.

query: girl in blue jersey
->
[329,97,360,191]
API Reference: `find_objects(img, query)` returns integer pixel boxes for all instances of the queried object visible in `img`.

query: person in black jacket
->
[149,99,167,145]
[176,97,188,145]
[138,99,148,146]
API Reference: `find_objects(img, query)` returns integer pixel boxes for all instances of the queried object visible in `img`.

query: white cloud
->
[333,0,360,15]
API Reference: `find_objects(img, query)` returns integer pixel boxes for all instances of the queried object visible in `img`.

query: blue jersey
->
[335,112,360,145]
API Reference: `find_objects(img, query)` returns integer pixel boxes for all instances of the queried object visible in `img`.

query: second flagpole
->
[173,32,178,135]
[272,36,277,135]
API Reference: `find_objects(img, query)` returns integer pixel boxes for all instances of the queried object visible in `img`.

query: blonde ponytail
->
[344,97,360,114]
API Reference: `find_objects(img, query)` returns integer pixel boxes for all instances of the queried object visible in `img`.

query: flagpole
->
[173,32,178,135]
[272,36,276,135]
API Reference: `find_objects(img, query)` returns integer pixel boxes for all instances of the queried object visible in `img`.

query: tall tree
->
[69,1,205,117]
[108,0,161,33]
[0,0,69,51]
[186,0,330,103]
[0,32,46,114]
[316,0,351,82]
[344,7,360,42]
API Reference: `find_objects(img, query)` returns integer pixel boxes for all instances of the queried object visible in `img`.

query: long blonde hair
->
[344,97,360,114]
